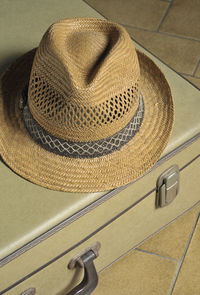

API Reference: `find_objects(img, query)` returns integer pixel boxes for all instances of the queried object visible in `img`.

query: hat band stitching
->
[22,92,144,159]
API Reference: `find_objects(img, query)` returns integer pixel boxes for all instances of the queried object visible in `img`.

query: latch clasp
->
[156,165,180,208]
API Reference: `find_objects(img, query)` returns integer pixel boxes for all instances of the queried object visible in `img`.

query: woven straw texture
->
[28,19,140,142]
[0,18,174,192]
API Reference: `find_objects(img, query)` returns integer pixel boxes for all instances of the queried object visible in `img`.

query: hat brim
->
[0,49,174,192]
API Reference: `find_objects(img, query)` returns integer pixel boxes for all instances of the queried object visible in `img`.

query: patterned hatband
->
[21,89,145,159]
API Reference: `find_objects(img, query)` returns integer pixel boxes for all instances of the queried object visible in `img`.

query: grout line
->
[122,23,200,43]
[157,0,174,32]
[82,0,200,91]
[178,73,192,77]
[192,58,200,76]
[135,248,180,262]
[84,0,200,44]
[178,72,195,78]
[82,0,108,19]
[130,36,200,91]
[179,72,200,79]
[98,202,200,275]
[169,212,200,295]
[121,23,158,32]
[122,23,158,31]
[160,31,200,42]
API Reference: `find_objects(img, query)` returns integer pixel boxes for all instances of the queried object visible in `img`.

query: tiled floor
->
[84,0,200,90]
[93,204,200,295]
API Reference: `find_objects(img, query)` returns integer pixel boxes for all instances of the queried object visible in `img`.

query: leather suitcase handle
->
[20,245,99,295]
[67,250,98,295]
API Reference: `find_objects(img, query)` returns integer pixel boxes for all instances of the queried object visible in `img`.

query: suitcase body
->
[0,1,200,294]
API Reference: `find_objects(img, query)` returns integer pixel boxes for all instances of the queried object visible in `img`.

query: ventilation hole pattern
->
[29,72,139,127]
[23,95,144,159]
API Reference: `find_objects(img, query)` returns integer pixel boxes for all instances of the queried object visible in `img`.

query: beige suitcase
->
[0,1,200,294]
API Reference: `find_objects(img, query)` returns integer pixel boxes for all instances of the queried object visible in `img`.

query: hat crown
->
[28,18,140,141]
[0,18,174,192]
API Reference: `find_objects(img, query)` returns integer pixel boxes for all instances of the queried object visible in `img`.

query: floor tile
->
[182,75,200,90]
[125,26,200,74]
[160,0,200,40]
[84,0,169,30]
[93,249,178,295]
[137,204,200,260]
[173,214,200,295]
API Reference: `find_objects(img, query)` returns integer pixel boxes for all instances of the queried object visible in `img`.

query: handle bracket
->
[67,243,100,295]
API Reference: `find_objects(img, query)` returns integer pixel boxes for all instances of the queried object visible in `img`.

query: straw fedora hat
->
[0,18,174,192]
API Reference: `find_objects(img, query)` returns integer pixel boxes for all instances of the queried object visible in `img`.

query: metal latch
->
[156,165,180,208]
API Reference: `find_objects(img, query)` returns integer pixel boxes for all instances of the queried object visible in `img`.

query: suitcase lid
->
[0,0,200,264]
